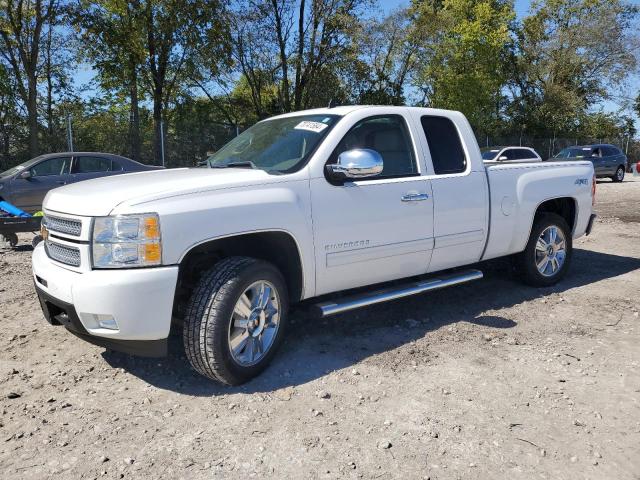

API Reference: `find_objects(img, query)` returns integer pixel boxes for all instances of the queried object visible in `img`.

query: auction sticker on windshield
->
[295,121,329,133]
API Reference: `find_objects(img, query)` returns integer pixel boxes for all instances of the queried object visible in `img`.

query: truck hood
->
[44,167,273,216]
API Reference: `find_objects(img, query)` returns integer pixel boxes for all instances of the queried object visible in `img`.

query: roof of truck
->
[268,105,468,121]
[269,105,368,119]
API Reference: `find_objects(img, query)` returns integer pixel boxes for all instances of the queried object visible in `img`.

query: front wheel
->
[183,256,289,385]
[517,213,572,287]
[612,166,624,183]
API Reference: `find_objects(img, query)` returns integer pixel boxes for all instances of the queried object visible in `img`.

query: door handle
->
[401,192,429,202]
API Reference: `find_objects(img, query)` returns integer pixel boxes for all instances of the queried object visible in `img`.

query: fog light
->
[93,314,118,330]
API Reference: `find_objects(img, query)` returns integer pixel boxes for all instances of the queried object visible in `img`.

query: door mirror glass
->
[326,149,383,180]
[18,169,32,179]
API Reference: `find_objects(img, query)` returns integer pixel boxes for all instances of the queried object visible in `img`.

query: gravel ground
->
[1,177,639,480]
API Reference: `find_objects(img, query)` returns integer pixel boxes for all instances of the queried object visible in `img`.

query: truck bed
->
[482,160,594,261]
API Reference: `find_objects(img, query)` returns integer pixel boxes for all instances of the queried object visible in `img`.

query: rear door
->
[70,155,114,183]
[590,147,607,176]
[11,156,71,212]
[603,146,621,174]
[410,112,489,273]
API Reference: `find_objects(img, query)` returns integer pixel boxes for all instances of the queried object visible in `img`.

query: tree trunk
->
[293,0,305,110]
[271,0,290,112]
[27,77,39,157]
[152,93,163,166]
[45,25,54,150]
[129,64,141,161]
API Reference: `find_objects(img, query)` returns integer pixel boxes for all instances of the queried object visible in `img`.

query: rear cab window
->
[420,116,467,174]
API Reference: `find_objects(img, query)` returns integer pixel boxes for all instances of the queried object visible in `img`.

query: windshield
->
[0,158,35,178]
[554,147,591,159]
[481,149,501,160]
[207,114,340,173]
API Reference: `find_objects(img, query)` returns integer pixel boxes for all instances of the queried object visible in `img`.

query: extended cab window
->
[74,156,112,173]
[30,157,71,177]
[420,116,466,174]
[328,115,417,178]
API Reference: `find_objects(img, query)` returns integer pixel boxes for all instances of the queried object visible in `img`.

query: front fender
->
[114,179,316,299]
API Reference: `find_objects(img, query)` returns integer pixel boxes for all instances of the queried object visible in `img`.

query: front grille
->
[44,215,82,237]
[45,240,81,267]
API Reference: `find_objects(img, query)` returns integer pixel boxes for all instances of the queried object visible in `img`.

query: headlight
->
[92,213,162,268]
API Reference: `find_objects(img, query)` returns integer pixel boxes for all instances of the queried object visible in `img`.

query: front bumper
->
[32,243,179,356]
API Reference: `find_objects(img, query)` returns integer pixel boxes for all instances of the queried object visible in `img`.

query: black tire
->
[516,213,572,287]
[183,256,289,385]
[32,234,43,248]
[0,232,18,248]
[612,166,625,182]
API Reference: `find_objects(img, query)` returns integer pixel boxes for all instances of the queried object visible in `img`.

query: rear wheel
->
[517,213,572,287]
[612,166,625,182]
[183,256,289,385]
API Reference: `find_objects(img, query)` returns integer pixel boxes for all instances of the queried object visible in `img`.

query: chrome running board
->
[313,269,483,317]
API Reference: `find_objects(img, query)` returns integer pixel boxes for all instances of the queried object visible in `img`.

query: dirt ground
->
[1,177,639,480]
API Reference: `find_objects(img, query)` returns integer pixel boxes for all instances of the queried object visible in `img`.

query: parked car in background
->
[0,152,162,213]
[481,146,542,163]
[552,144,627,182]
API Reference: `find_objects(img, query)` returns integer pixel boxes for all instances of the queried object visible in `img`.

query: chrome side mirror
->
[18,169,32,180]
[326,149,383,181]
[498,155,508,161]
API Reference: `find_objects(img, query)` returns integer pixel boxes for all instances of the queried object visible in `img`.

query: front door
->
[11,156,71,212]
[311,113,434,296]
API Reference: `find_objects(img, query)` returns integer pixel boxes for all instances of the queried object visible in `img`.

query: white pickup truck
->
[32,106,597,385]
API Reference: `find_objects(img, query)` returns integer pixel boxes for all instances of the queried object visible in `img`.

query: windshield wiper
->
[211,161,257,169]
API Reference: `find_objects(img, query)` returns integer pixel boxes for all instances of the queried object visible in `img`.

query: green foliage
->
[412,0,515,132]
[0,0,638,169]
[510,0,637,137]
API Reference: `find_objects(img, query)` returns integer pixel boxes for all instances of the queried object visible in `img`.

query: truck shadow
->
[102,248,640,396]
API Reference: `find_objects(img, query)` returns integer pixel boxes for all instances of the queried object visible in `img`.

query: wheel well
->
[173,231,304,321]
[535,197,576,232]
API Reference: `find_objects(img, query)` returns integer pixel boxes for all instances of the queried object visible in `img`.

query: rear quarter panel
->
[482,161,594,261]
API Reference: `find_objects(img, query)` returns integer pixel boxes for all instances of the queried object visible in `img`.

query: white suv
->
[482,146,542,163]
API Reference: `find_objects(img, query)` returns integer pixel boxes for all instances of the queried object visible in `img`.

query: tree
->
[350,7,418,105]
[0,0,56,157]
[140,0,228,164]
[510,0,638,137]
[412,0,515,133]
[0,63,23,167]
[76,0,146,160]
[221,0,365,117]
[79,0,228,164]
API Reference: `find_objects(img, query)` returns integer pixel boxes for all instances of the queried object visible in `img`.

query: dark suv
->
[553,144,627,182]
